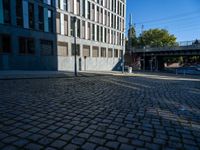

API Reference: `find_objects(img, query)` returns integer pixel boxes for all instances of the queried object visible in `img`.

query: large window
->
[38,6,44,31]
[57,42,68,56]
[114,49,118,58]
[40,40,53,56]
[77,19,80,38]
[19,37,35,54]
[3,0,11,24]
[63,0,68,11]
[70,16,75,36]
[82,0,85,17]
[56,13,61,34]
[0,34,11,53]
[71,44,80,56]
[101,48,106,57]
[16,0,23,27]
[64,15,68,35]
[29,3,34,29]
[87,2,90,19]
[48,10,53,32]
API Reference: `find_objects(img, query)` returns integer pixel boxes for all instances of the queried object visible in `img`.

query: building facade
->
[0,0,126,71]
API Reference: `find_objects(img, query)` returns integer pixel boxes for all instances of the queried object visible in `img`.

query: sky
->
[126,0,200,42]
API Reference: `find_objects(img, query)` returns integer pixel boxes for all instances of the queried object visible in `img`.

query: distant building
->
[0,0,126,71]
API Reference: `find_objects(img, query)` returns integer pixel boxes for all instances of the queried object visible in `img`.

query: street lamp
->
[73,16,77,77]
[122,28,126,73]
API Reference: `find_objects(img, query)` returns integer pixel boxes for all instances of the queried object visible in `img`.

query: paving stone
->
[96,146,110,150]
[105,141,120,149]
[82,142,97,150]
[71,137,85,145]
[13,139,29,147]
[119,144,136,150]
[25,143,43,150]
[50,139,66,148]
[63,144,79,150]
[88,136,106,145]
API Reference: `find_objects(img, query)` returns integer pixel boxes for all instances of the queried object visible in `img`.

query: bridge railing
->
[131,40,200,53]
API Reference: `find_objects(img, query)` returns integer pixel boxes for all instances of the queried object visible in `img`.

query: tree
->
[138,29,176,47]
[128,26,138,47]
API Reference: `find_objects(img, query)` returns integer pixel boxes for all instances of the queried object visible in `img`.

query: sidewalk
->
[0,70,75,80]
[0,70,124,80]
[0,70,199,80]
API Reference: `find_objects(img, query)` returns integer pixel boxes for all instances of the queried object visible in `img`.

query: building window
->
[92,47,99,57]
[70,16,75,36]
[77,19,80,38]
[0,34,11,53]
[3,0,11,24]
[64,15,68,36]
[82,0,85,17]
[63,0,68,11]
[104,28,107,43]
[101,48,106,57]
[29,3,34,29]
[40,40,53,56]
[92,24,95,41]
[56,0,60,8]
[83,45,90,57]
[38,6,44,31]
[57,42,68,56]
[82,21,85,39]
[114,49,118,58]
[108,49,113,58]
[16,0,23,27]
[96,25,99,41]
[19,37,35,54]
[87,22,91,40]
[48,10,53,32]
[71,44,80,56]
[87,2,90,19]
[101,26,103,42]
[56,13,61,34]
[76,0,80,15]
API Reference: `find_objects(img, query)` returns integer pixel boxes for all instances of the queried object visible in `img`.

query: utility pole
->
[73,16,78,77]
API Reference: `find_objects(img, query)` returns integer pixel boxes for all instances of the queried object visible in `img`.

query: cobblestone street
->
[0,74,200,150]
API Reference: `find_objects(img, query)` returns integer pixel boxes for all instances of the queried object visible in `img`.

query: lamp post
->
[73,16,77,77]
[122,28,126,73]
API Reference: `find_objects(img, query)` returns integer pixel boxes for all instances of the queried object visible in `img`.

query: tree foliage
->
[138,29,177,47]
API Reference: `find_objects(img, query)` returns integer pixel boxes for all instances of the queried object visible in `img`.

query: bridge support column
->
[157,56,165,70]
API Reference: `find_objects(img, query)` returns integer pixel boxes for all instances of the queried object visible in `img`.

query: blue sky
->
[126,0,200,42]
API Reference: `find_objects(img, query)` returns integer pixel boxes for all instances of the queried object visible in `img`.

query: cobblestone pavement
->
[0,74,200,150]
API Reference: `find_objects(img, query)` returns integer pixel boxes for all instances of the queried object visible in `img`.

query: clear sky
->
[126,0,200,42]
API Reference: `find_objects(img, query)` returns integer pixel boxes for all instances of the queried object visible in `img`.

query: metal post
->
[143,46,145,71]
[122,28,125,73]
[73,16,78,77]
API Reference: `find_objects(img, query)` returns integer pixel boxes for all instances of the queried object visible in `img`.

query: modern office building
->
[0,0,126,71]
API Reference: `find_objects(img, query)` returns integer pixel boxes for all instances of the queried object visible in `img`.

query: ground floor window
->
[83,45,90,57]
[0,34,11,53]
[40,40,53,55]
[57,42,68,56]
[19,37,35,54]
[101,48,106,57]
[92,47,99,57]
[108,48,113,58]
[71,44,80,56]
[114,49,118,58]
